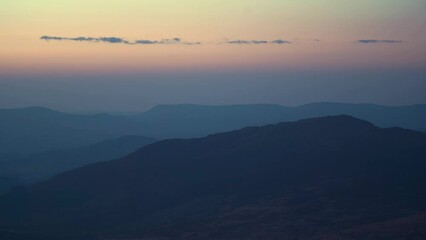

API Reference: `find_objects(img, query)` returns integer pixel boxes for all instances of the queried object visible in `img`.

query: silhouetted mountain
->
[0,107,150,154]
[296,102,426,130]
[1,115,425,239]
[132,103,426,138]
[0,135,156,185]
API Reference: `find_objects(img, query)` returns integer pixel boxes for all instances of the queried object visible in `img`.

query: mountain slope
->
[0,135,156,184]
[0,177,20,195]
[1,115,425,239]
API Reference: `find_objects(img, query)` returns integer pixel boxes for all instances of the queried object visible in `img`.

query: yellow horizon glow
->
[1,0,426,75]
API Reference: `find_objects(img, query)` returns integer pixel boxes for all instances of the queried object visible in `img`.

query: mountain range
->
[1,115,425,240]
[1,103,426,155]
[131,103,426,138]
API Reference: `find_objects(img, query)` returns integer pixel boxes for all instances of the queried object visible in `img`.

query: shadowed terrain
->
[0,115,425,239]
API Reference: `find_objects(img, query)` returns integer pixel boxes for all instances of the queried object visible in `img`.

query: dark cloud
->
[271,39,292,44]
[99,37,129,44]
[134,40,158,45]
[357,40,403,44]
[251,40,268,44]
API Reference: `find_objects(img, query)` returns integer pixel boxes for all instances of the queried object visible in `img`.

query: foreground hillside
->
[1,115,425,240]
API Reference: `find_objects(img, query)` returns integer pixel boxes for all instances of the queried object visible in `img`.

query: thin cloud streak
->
[227,40,269,44]
[41,36,129,44]
[271,39,292,44]
[133,38,200,45]
[41,35,293,46]
[41,36,199,45]
[224,39,292,45]
[41,36,406,46]
[357,39,403,44]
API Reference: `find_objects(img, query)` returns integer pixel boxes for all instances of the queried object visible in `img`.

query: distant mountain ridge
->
[0,107,151,154]
[132,102,426,138]
[1,102,425,154]
[0,135,156,185]
[133,103,294,138]
[1,115,425,239]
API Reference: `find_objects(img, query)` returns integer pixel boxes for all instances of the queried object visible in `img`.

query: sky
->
[1,0,426,111]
